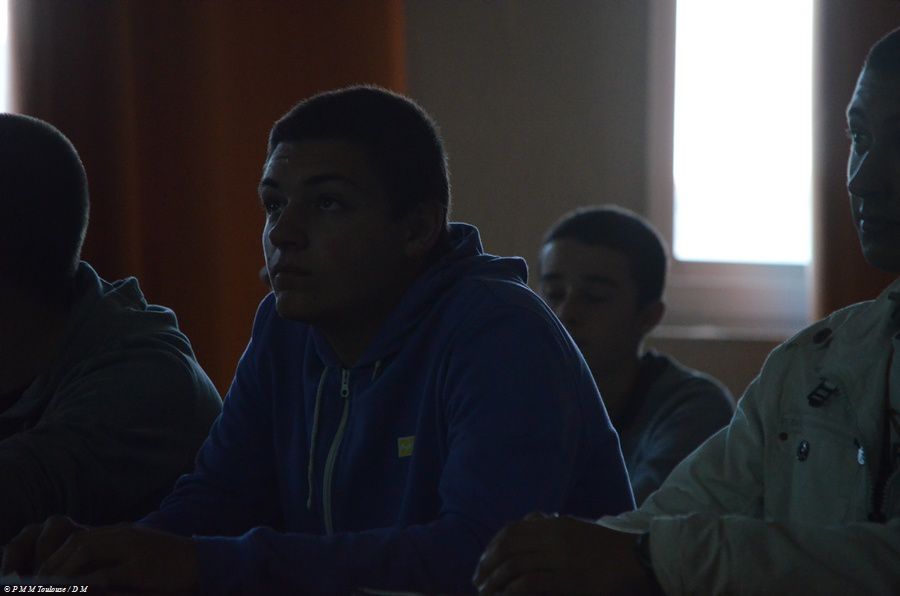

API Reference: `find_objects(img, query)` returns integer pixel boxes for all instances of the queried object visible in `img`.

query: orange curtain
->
[812,2,900,317]
[9,0,407,393]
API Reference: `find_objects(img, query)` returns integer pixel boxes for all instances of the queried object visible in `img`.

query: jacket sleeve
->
[645,511,900,595]
[629,379,734,505]
[138,314,283,538]
[0,346,220,544]
[188,306,632,595]
[599,347,900,595]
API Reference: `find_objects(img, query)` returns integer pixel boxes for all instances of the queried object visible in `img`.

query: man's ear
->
[403,199,446,259]
[637,300,665,337]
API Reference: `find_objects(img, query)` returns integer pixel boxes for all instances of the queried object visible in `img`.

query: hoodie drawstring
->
[306,367,328,510]
[371,360,382,382]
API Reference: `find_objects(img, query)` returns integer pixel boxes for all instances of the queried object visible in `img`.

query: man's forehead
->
[261,140,377,187]
[848,69,900,118]
[264,141,335,168]
[540,240,631,279]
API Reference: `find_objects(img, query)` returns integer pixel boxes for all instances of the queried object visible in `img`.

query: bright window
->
[646,0,813,334]
[0,0,9,112]
[672,0,813,265]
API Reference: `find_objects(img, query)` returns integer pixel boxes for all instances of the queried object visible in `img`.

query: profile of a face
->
[847,66,900,272]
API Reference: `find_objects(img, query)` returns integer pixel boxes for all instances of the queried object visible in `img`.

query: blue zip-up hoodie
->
[141,223,634,594]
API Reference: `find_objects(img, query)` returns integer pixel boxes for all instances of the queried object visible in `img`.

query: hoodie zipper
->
[323,368,351,535]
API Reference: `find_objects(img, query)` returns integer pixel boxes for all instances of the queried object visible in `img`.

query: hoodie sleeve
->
[185,305,632,594]
[138,303,283,537]
[0,342,220,544]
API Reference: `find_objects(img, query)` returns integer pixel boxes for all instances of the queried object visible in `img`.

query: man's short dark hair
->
[0,114,88,302]
[864,27,900,77]
[269,86,450,223]
[543,205,667,308]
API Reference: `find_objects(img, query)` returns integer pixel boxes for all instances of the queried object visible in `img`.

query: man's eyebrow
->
[581,275,618,286]
[259,174,363,192]
[303,174,362,189]
[539,273,618,286]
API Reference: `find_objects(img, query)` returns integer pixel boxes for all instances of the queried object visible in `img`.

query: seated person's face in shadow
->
[847,66,900,272]
[258,138,413,325]
[539,239,655,377]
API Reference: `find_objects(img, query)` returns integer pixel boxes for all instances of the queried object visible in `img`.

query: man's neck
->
[593,354,643,422]
[318,258,430,368]
[318,319,383,370]
[0,295,71,394]
[320,287,415,369]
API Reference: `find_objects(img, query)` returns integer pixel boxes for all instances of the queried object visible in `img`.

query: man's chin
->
[273,292,320,322]
[861,242,900,274]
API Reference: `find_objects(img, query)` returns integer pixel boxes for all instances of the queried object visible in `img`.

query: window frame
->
[646,0,811,339]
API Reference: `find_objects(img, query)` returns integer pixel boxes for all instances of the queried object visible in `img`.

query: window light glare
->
[0,0,8,113]
[0,0,6,46]
[672,0,813,265]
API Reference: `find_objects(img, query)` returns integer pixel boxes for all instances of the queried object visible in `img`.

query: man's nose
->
[555,295,580,330]
[267,203,310,249]
[848,145,888,200]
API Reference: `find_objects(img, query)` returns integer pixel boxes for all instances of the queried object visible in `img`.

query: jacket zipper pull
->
[341,369,350,398]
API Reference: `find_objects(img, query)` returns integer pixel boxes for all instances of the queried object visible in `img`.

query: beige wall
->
[646,335,780,400]
[405,0,778,395]
[405,0,650,260]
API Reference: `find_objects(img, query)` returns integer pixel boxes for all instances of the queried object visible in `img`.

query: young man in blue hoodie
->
[3,87,634,593]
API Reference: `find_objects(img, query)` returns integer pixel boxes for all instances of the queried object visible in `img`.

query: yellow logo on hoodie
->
[397,436,415,458]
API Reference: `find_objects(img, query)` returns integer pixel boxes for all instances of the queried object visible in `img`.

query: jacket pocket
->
[765,414,867,524]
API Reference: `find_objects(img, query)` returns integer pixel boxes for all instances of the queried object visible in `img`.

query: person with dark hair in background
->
[3,86,634,594]
[0,114,221,545]
[540,206,733,504]
[474,26,900,595]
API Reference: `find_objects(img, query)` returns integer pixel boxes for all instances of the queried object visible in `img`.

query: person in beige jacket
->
[474,26,900,596]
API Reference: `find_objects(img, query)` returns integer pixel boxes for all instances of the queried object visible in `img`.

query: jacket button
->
[813,328,832,344]
[797,440,810,461]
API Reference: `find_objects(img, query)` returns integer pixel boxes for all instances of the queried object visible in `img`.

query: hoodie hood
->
[7,261,193,421]
[56,262,193,368]
[310,223,528,368]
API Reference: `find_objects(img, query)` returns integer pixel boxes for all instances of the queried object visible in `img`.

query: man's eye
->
[317,196,343,211]
[262,199,283,215]
[846,128,871,152]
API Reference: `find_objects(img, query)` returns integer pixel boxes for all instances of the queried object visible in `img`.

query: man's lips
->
[270,266,313,289]
[859,217,900,234]
[269,265,312,277]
